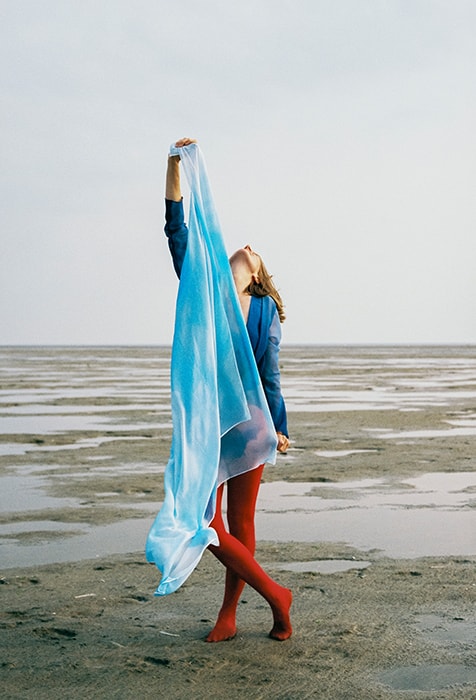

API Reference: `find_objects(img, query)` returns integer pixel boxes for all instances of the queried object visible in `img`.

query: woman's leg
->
[206,467,292,642]
[206,466,263,641]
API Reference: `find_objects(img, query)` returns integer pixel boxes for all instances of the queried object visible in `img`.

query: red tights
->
[206,465,292,642]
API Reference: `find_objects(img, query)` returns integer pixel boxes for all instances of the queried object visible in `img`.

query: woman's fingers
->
[175,137,197,147]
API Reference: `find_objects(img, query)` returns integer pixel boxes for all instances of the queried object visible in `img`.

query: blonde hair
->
[245,259,286,323]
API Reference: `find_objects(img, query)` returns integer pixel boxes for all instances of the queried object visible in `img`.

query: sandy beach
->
[1,345,475,699]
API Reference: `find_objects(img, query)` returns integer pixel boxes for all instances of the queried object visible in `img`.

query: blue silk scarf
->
[145,143,277,596]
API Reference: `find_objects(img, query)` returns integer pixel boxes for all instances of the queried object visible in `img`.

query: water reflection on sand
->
[0,345,475,569]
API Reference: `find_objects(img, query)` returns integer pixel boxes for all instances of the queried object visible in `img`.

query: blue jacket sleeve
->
[165,199,188,278]
[255,306,289,437]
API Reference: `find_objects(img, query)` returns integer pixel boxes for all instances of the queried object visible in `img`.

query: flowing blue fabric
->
[145,143,277,596]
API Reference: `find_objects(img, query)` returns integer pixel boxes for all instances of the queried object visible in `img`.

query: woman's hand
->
[168,138,197,165]
[277,432,290,453]
[174,137,197,148]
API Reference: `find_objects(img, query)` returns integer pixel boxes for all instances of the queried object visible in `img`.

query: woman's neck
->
[231,267,252,295]
[237,290,252,323]
[231,263,253,322]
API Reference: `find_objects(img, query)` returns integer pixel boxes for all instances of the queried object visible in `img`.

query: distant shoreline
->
[1,342,475,349]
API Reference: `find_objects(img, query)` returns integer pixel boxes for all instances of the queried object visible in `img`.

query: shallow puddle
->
[378,664,476,691]
[0,435,154,457]
[0,517,153,568]
[0,474,80,512]
[416,613,475,647]
[269,559,371,574]
[0,415,171,434]
[314,449,378,458]
[255,474,476,558]
[1,471,475,569]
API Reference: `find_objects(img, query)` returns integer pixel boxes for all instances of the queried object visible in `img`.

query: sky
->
[1,0,475,345]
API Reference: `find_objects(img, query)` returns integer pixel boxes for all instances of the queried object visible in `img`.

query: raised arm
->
[165,155,181,201]
[165,137,197,201]
[164,138,197,277]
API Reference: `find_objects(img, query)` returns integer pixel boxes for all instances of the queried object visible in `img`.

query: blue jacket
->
[165,199,288,437]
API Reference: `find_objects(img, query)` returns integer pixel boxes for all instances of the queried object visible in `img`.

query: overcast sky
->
[1,0,475,345]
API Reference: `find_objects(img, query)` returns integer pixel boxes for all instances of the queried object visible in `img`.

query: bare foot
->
[269,587,293,641]
[205,614,237,643]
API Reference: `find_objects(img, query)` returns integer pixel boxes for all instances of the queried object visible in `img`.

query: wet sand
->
[1,345,475,699]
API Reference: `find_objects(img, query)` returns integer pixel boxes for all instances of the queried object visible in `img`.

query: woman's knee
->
[227,515,255,546]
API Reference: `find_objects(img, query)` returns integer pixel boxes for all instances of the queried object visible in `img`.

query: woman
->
[164,138,291,642]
